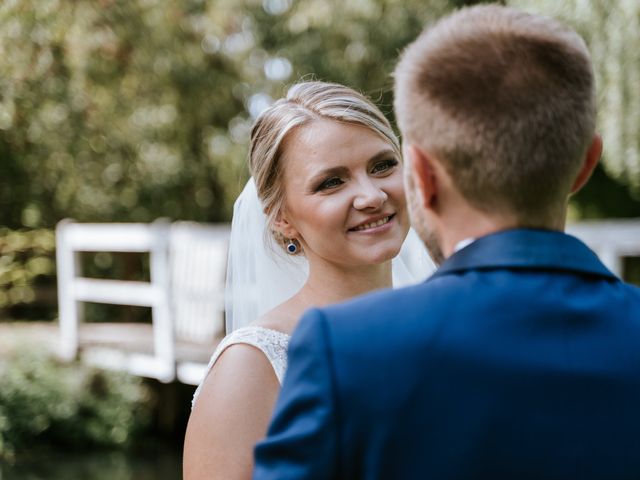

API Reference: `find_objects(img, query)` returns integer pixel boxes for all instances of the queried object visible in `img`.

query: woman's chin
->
[361,242,404,265]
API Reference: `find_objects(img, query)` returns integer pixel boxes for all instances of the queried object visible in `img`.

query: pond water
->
[0,446,182,480]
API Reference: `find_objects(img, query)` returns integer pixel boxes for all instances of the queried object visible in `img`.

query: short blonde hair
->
[250,81,400,249]
[394,5,596,225]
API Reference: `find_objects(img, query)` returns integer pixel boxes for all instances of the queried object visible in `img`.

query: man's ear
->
[571,134,602,194]
[407,144,437,210]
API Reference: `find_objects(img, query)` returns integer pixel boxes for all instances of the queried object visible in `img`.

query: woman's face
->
[276,118,409,269]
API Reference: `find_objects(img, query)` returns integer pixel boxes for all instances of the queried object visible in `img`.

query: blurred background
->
[1,0,639,478]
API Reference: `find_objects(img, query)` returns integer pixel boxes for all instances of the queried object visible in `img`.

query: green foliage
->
[245,0,451,117]
[0,0,250,228]
[511,0,640,192]
[0,351,151,461]
[572,165,640,219]
[0,0,518,231]
[0,0,638,233]
[0,228,56,315]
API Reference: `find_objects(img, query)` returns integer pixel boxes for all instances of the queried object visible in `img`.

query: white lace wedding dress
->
[191,326,291,408]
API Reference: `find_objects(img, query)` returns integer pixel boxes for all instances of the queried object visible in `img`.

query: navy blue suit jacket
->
[254,229,640,480]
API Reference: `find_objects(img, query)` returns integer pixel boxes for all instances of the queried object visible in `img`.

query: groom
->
[254,5,640,479]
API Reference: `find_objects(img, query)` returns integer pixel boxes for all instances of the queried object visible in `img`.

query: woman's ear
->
[273,209,299,240]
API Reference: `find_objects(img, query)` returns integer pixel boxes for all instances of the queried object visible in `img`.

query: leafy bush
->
[0,228,56,317]
[0,351,151,462]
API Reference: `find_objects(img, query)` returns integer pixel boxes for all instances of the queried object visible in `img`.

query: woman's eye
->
[318,177,344,191]
[371,158,399,174]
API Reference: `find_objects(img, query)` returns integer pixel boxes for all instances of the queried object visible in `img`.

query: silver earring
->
[286,239,298,254]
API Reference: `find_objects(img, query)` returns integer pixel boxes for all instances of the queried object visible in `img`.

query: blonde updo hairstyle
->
[249,81,401,253]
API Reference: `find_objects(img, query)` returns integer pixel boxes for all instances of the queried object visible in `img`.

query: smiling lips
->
[349,214,395,232]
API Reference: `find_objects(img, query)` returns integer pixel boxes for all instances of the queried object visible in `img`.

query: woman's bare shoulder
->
[184,343,279,479]
[201,342,279,403]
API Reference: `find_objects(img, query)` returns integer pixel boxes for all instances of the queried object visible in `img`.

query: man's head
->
[394,5,601,260]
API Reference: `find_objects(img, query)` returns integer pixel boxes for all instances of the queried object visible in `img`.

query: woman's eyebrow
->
[306,148,397,186]
[307,166,349,184]
[367,148,397,165]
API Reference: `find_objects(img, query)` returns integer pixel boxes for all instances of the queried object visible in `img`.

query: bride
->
[183,81,433,479]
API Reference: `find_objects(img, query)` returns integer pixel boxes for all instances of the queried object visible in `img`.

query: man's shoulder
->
[312,266,640,340]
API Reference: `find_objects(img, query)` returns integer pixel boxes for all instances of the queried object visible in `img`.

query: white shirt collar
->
[453,237,476,253]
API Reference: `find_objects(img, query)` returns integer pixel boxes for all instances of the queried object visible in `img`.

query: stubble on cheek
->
[406,184,445,267]
[422,229,445,267]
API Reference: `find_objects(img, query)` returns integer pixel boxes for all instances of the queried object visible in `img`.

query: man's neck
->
[438,210,566,259]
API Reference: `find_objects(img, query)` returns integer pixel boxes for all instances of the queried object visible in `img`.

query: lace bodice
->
[192,326,291,408]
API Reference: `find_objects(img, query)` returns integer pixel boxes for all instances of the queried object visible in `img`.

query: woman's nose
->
[353,181,388,210]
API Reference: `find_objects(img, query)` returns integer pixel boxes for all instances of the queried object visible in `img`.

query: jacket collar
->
[430,228,617,281]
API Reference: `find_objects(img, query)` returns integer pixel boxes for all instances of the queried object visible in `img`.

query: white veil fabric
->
[224,178,436,333]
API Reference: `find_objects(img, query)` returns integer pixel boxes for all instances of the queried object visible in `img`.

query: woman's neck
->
[298,260,392,308]
[257,259,392,335]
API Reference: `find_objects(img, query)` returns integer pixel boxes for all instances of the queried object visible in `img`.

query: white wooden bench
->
[56,220,230,385]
